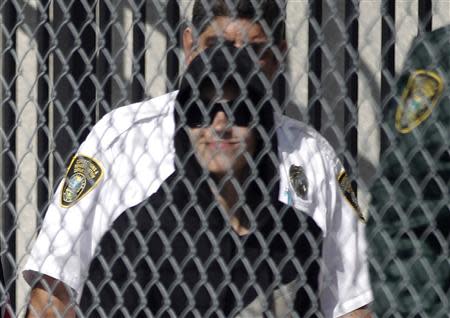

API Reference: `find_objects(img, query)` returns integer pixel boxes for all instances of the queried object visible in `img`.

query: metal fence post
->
[132,0,147,102]
[344,0,359,175]
[97,0,113,118]
[166,0,180,91]
[1,0,17,312]
[36,0,51,225]
[419,0,432,34]
[308,0,323,131]
[52,0,97,175]
[380,0,395,151]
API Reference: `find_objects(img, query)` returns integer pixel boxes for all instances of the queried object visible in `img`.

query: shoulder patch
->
[61,155,104,208]
[289,165,308,199]
[337,170,366,223]
[395,70,444,133]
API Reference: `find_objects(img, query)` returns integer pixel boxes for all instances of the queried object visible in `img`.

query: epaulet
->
[79,92,178,153]
[275,113,318,139]
[275,113,339,165]
[422,25,450,41]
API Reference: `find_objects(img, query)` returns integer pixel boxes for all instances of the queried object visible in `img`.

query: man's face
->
[186,90,257,179]
[184,17,284,78]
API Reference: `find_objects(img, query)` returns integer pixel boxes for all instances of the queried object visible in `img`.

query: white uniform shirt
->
[23,92,372,317]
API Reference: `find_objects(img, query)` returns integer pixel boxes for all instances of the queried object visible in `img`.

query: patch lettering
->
[61,155,104,207]
[337,170,366,223]
[395,70,444,133]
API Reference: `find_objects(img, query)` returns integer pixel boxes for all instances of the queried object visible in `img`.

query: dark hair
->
[192,0,286,44]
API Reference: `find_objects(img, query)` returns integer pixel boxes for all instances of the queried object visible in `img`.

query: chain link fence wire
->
[0,0,449,317]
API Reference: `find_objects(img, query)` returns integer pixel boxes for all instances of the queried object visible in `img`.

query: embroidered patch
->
[395,70,444,133]
[289,165,308,199]
[337,170,366,223]
[61,155,104,208]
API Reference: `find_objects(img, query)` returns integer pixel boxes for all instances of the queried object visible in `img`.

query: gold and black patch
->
[61,155,104,208]
[395,70,444,133]
[289,165,308,199]
[337,170,366,223]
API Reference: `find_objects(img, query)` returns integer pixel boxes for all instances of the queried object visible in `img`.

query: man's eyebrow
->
[204,35,219,46]
[203,36,235,47]
[248,42,269,51]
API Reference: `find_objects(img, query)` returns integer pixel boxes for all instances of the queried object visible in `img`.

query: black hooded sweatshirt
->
[80,47,323,318]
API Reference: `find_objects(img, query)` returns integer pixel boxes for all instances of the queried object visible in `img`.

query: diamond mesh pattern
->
[1,1,449,317]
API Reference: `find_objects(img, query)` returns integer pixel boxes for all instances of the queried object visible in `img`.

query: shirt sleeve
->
[22,96,176,297]
[319,158,373,317]
[22,125,111,296]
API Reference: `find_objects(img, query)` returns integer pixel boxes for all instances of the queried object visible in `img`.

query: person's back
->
[367,25,450,316]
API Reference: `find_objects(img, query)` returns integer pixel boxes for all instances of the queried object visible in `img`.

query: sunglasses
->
[185,99,255,128]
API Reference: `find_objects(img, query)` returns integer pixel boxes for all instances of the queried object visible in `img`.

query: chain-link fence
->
[1,0,449,317]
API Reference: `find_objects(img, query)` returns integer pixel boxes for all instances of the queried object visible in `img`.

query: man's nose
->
[232,39,244,48]
[210,111,231,136]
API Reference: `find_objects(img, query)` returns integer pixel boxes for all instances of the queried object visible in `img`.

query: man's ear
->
[272,40,288,66]
[278,40,288,57]
[277,40,287,63]
[183,27,195,64]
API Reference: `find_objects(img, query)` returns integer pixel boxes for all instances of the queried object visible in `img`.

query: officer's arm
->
[339,305,371,317]
[26,275,75,318]
[323,158,373,315]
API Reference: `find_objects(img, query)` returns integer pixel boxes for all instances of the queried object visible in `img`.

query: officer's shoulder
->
[275,113,338,162]
[84,92,177,150]
[420,24,450,42]
[407,25,450,62]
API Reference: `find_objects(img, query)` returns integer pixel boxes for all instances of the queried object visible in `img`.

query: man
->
[80,47,324,317]
[24,1,372,317]
[367,25,450,316]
